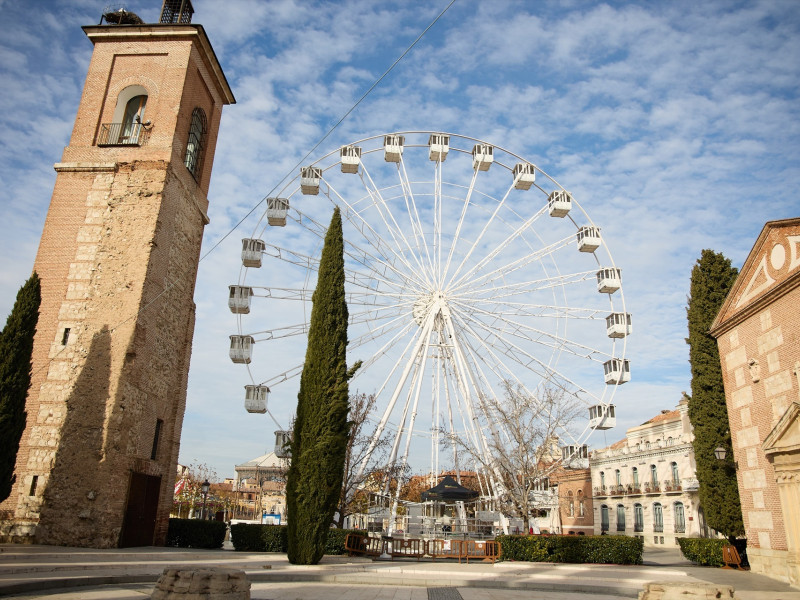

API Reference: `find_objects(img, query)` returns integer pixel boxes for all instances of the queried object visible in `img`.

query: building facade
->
[234,451,289,522]
[556,467,594,536]
[709,218,800,585]
[590,397,705,546]
[0,4,234,547]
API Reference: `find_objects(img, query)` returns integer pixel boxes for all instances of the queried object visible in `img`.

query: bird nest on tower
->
[102,6,144,25]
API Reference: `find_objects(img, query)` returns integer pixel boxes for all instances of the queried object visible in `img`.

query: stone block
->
[638,581,737,600]
[151,567,250,600]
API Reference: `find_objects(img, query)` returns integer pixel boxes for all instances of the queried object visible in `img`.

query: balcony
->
[663,479,682,493]
[643,484,660,494]
[610,484,625,496]
[97,122,151,146]
[594,486,607,497]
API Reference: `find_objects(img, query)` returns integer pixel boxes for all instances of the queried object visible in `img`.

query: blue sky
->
[0,0,798,480]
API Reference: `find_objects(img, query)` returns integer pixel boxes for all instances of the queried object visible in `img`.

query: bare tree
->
[445,382,581,521]
[334,392,391,528]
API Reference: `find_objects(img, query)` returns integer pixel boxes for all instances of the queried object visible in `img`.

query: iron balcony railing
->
[674,523,686,533]
[634,523,644,532]
[97,122,151,146]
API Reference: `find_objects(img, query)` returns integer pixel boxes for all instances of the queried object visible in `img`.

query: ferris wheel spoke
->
[395,157,436,283]
[440,309,509,488]
[459,300,608,321]
[442,168,479,287]
[452,323,574,445]
[325,174,431,289]
[454,301,610,362]
[247,323,309,341]
[443,178,518,289]
[357,164,432,283]
[448,231,575,297]
[459,270,597,302]
[354,312,437,483]
[450,308,600,403]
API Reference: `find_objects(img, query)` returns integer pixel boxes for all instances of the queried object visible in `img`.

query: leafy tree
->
[286,207,360,564]
[686,249,744,539]
[0,272,41,502]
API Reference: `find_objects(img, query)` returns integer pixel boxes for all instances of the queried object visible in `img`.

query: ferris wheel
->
[228,131,630,497]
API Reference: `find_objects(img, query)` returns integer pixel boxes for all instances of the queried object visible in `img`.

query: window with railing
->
[634,504,644,532]
[99,92,149,146]
[674,502,686,533]
[671,462,680,487]
[653,503,663,533]
[98,122,151,146]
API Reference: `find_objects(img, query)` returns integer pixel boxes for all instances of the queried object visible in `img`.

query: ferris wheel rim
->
[233,130,629,491]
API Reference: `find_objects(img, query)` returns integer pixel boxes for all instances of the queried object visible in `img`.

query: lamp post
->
[201,479,210,520]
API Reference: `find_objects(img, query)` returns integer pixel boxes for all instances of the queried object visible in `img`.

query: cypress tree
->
[286,207,360,564]
[686,250,744,539]
[0,272,41,502]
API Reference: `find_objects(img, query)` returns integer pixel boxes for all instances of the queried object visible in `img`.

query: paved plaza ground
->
[1,543,798,599]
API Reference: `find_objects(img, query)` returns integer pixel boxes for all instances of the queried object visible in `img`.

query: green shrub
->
[230,523,288,552]
[496,534,642,565]
[677,537,726,567]
[230,524,365,554]
[165,518,226,549]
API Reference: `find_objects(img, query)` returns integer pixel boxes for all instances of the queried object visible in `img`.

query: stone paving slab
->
[1,544,799,600]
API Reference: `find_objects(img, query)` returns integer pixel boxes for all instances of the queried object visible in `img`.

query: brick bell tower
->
[0,1,234,547]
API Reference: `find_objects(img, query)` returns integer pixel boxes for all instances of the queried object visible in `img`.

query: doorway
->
[119,472,162,547]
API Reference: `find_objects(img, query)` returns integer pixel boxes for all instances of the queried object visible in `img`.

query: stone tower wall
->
[0,24,233,547]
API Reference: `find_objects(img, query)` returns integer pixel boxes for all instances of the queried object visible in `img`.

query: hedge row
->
[496,534,643,565]
[165,518,227,549]
[230,524,365,554]
[676,538,727,567]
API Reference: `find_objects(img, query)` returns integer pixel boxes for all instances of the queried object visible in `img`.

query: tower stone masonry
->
[0,9,234,547]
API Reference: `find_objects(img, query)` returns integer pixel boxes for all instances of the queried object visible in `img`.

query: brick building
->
[556,466,594,536]
[709,218,800,585]
[0,2,234,547]
[590,397,705,546]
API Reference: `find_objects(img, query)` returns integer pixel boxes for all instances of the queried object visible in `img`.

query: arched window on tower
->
[568,490,574,517]
[99,85,149,146]
[578,490,585,517]
[184,107,207,179]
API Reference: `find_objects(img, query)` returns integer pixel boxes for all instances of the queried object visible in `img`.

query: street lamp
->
[714,447,738,469]
[201,479,211,520]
